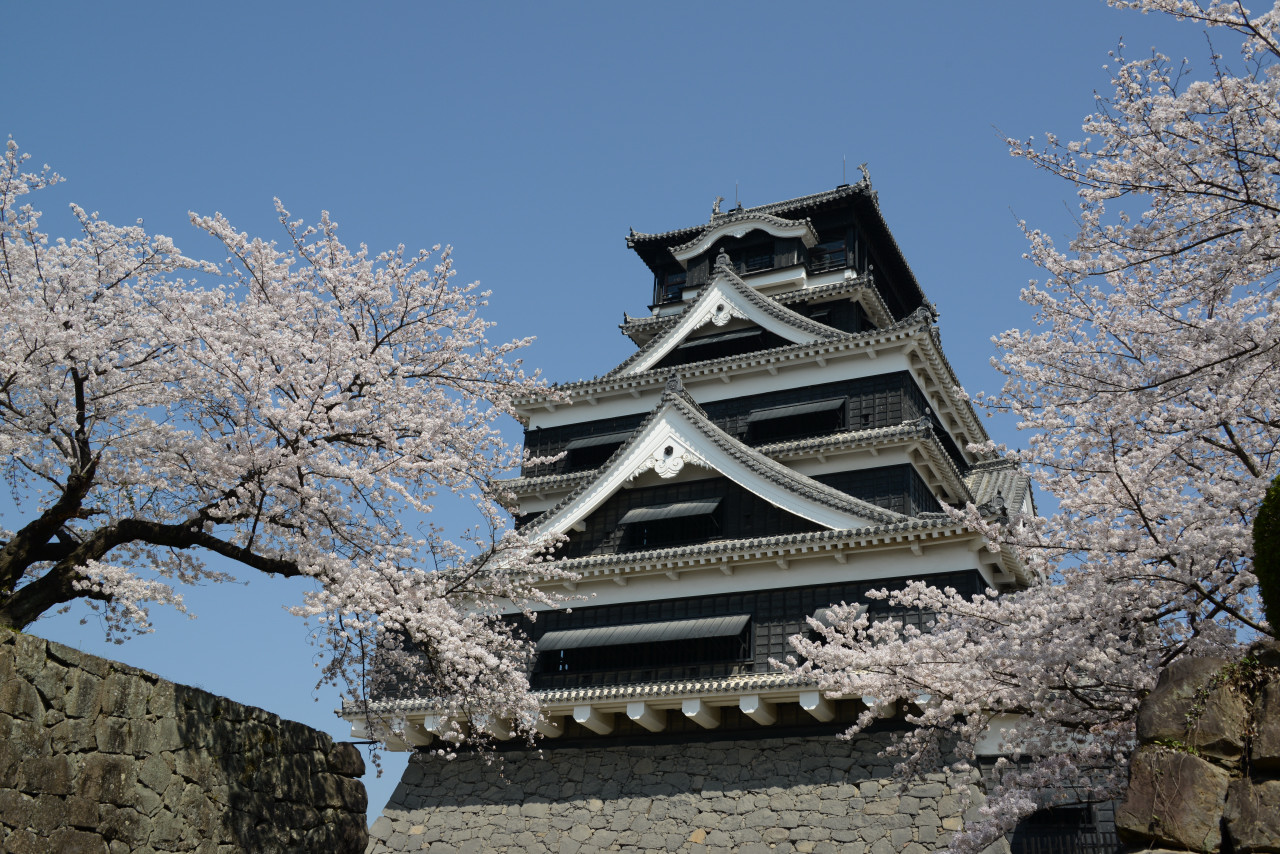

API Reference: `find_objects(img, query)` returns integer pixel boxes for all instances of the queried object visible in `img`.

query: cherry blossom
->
[790,3,1278,850]
[0,140,566,742]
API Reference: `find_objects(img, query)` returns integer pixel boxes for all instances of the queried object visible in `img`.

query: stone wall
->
[368,731,994,854]
[1115,641,1280,853]
[0,628,368,854]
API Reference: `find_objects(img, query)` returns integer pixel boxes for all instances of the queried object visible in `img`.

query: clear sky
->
[2,0,1214,823]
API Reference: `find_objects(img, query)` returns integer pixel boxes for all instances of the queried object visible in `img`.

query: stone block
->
[0,677,42,722]
[1136,655,1247,761]
[0,787,33,828]
[20,753,74,799]
[46,827,109,854]
[2,828,43,854]
[98,804,148,848]
[49,716,94,754]
[98,671,149,720]
[0,735,18,789]
[76,754,138,806]
[1115,745,1229,852]
[144,679,175,717]
[29,659,68,708]
[63,669,102,719]
[1251,679,1280,771]
[328,741,365,777]
[94,717,134,754]
[1224,778,1280,853]
[64,794,100,829]
[29,792,69,834]
[864,795,900,815]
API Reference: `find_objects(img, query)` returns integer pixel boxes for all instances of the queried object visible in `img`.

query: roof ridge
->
[627,184,866,246]
[534,307,930,399]
[554,516,971,570]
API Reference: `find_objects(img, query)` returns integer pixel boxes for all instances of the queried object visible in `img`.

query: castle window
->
[536,614,750,677]
[746,397,846,443]
[563,429,632,471]
[659,270,687,304]
[809,239,848,273]
[742,245,774,274]
[620,497,721,550]
[663,327,765,365]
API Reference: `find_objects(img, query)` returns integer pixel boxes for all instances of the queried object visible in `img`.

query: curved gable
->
[526,381,904,540]
[609,266,842,378]
[670,214,819,267]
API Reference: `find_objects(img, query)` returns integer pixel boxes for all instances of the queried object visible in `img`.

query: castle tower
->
[363,181,1034,854]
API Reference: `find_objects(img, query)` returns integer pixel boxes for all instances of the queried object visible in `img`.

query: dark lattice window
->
[654,327,790,369]
[746,398,846,444]
[523,571,985,690]
[815,466,940,516]
[1007,804,1121,854]
[804,299,869,334]
[808,239,848,273]
[741,244,775,274]
[658,269,686,304]
[518,372,967,479]
[559,478,820,558]
[621,499,722,551]
[540,631,749,676]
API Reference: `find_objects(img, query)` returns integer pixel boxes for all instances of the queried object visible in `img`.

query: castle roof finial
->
[715,246,731,270]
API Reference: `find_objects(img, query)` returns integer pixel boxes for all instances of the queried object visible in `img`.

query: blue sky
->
[2,0,1214,822]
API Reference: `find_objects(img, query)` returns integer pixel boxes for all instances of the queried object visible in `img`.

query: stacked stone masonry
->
[0,628,368,854]
[368,732,996,854]
[1115,640,1280,853]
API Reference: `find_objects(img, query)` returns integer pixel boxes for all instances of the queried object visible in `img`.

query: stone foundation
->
[369,731,994,854]
[1116,641,1280,853]
[0,628,367,853]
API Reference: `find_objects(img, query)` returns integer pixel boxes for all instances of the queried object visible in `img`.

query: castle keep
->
[363,180,1034,853]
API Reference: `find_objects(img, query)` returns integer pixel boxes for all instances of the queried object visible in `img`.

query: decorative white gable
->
[610,265,842,378]
[669,213,820,267]
[525,381,903,540]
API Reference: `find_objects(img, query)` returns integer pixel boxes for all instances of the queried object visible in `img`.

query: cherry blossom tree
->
[0,140,564,741]
[789,2,1279,850]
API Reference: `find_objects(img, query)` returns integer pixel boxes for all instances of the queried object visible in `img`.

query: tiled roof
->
[553,515,972,574]
[964,459,1034,517]
[502,418,966,500]
[620,271,893,342]
[519,307,933,405]
[353,671,812,715]
[606,263,843,378]
[523,377,906,538]
[761,419,973,504]
[627,184,866,246]
[667,212,820,261]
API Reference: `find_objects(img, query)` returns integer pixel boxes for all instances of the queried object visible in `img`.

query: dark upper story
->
[520,370,967,479]
[527,464,939,558]
[627,183,928,320]
[518,569,985,691]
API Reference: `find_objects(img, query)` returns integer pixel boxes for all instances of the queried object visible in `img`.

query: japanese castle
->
[486,179,1027,739]
[363,179,1046,854]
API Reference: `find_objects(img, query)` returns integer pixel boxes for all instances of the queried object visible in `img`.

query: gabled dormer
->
[523,378,904,557]
[608,261,841,378]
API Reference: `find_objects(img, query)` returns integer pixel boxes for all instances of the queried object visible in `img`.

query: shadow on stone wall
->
[0,628,367,853]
